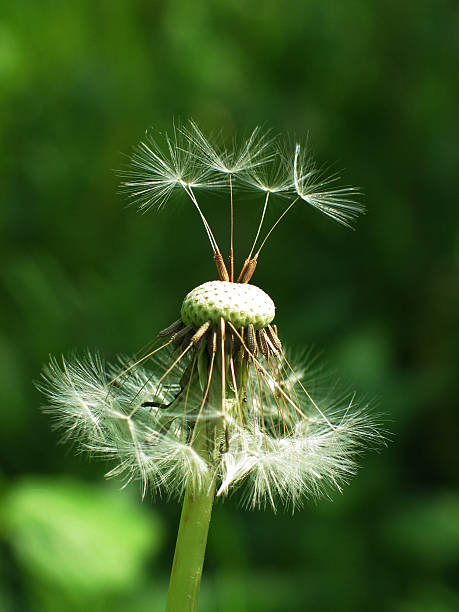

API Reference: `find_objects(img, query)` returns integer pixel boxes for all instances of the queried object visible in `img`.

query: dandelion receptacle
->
[40,121,382,612]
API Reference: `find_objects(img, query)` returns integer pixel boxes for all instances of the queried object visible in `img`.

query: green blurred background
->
[1,1,458,610]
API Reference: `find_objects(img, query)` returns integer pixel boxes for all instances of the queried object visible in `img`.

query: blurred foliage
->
[384,493,459,568]
[1,479,163,611]
[0,0,458,610]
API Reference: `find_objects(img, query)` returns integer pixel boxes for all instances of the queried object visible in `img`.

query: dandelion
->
[40,121,381,612]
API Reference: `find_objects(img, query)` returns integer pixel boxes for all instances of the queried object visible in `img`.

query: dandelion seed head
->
[181,280,275,330]
[40,121,382,511]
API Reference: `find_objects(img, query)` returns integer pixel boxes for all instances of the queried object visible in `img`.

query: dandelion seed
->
[122,123,224,212]
[183,119,274,176]
[293,142,365,228]
[39,121,382,611]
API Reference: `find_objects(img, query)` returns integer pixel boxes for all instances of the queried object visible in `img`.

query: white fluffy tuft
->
[40,349,382,510]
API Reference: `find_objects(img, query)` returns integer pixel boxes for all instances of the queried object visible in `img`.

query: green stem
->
[166,430,216,612]
[166,342,242,611]
[165,473,216,612]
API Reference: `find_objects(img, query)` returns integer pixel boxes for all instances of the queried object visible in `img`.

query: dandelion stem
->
[166,429,216,612]
[166,328,241,611]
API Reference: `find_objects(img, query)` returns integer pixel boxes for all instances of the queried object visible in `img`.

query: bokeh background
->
[1,1,458,610]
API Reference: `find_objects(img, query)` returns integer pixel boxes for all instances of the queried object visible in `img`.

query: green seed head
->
[181,281,275,330]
